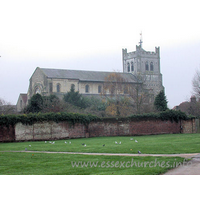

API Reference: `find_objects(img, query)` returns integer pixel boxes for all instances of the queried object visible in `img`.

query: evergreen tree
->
[63,86,89,108]
[25,93,43,113]
[154,90,168,111]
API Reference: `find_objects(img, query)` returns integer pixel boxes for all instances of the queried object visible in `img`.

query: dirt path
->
[163,154,200,175]
[0,150,198,158]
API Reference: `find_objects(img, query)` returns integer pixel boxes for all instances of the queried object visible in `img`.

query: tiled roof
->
[20,93,27,103]
[40,68,137,83]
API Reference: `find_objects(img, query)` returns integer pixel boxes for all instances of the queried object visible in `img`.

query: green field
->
[1,133,200,154]
[0,152,184,175]
[1,133,199,175]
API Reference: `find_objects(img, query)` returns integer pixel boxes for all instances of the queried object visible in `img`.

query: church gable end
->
[28,67,48,100]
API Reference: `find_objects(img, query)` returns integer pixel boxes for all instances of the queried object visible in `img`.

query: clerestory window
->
[57,83,61,93]
[85,85,89,93]
[145,62,149,71]
[49,83,53,93]
[71,84,75,90]
[98,85,102,93]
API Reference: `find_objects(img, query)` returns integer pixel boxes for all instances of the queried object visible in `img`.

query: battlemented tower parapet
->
[122,39,164,97]
[123,45,160,74]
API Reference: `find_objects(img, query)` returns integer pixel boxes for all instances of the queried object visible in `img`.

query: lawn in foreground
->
[1,133,200,154]
[0,152,185,175]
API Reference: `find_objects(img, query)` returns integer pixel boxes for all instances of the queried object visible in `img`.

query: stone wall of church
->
[79,82,103,95]
[145,74,164,96]
[50,78,78,94]
[46,80,104,97]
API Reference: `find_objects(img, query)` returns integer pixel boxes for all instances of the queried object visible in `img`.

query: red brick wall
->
[0,118,195,142]
[88,118,182,137]
[0,125,15,142]
[129,119,181,135]
[67,123,86,139]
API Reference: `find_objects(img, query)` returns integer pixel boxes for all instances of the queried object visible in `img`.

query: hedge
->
[0,110,195,127]
[0,112,100,127]
[128,110,195,123]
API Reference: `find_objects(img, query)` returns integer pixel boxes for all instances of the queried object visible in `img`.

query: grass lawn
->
[0,152,185,175]
[0,133,200,154]
[0,133,199,175]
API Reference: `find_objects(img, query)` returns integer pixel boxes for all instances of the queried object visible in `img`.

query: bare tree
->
[102,72,132,116]
[192,69,200,99]
[101,72,153,116]
[126,73,153,114]
[0,98,16,114]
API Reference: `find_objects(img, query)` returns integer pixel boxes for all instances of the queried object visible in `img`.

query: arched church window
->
[98,85,102,93]
[131,62,134,71]
[85,85,89,93]
[57,83,61,93]
[124,85,129,94]
[150,62,154,71]
[127,62,130,72]
[35,87,41,94]
[145,62,149,71]
[49,83,53,93]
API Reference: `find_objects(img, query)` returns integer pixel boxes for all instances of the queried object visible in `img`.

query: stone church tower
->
[122,35,164,98]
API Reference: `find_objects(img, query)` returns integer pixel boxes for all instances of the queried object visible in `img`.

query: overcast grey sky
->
[0,0,200,108]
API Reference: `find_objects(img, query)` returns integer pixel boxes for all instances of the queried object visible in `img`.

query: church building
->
[16,39,164,112]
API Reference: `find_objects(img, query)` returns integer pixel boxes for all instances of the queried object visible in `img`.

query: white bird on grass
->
[84,144,87,147]
[130,138,133,140]
[52,142,55,144]
[45,141,47,143]
[69,142,71,144]
[135,140,138,143]
[119,141,121,145]
[29,145,31,147]
[49,141,52,144]
[115,141,118,144]
[65,141,67,144]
